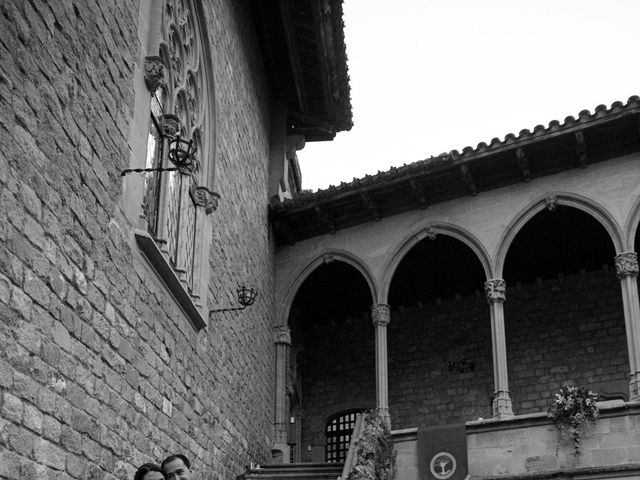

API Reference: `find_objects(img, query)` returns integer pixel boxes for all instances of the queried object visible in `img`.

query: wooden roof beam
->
[272,219,295,245]
[409,179,428,209]
[459,164,478,196]
[515,148,532,183]
[279,0,307,112]
[314,205,336,234]
[575,131,588,168]
[360,191,381,221]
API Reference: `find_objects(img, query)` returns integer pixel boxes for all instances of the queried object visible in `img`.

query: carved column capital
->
[274,326,291,345]
[191,186,220,214]
[371,304,390,326]
[615,252,639,279]
[144,56,167,92]
[485,279,506,304]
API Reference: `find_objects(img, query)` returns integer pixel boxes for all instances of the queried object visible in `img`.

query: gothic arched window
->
[139,0,217,327]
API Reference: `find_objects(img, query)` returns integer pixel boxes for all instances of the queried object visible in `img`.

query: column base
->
[376,406,391,427]
[271,443,291,464]
[492,390,514,419]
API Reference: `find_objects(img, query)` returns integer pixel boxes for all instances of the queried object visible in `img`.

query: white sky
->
[297,0,640,192]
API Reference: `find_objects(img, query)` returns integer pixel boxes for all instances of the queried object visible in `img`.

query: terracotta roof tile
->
[277,95,640,209]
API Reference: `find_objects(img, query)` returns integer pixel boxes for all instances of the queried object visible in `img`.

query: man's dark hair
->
[161,454,191,470]
[135,463,166,480]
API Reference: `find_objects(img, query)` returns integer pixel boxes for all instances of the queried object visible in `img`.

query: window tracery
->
[140,0,217,312]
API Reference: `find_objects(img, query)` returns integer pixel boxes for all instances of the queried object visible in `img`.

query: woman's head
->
[134,463,166,480]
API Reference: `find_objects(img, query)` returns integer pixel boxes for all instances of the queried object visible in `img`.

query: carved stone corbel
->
[160,113,181,137]
[144,56,167,92]
[545,194,558,212]
[274,326,292,345]
[192,186,220,214]
[322,253,335,264]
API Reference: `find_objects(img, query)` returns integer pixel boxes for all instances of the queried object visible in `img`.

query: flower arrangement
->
[345,411,396,480]
[548,386,599,454]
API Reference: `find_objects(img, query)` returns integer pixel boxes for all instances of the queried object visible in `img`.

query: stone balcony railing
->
[393,400,640,480]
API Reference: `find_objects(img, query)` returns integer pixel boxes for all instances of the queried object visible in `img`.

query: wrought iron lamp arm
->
[208,285,258,317]
[209,305,249,315]
[121,166,179,176]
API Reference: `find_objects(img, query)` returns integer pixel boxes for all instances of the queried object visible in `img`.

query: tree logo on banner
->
[430,452,456,480]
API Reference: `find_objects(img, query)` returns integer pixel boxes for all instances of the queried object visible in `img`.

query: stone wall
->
[388,297,494,429]
[299,269,628,454]
[299,314,376,461]
[0,1,275,479]
[393,403,640,480]
[506,269,628,414]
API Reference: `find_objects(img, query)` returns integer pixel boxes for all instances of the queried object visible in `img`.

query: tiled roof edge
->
[330,0,353,132]
[280,95,640,208]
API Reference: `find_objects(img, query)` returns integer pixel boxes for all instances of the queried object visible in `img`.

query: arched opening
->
[387,235,491,428]
[503,206,627,414]
[288,261,374,462]
[324,409,367,463]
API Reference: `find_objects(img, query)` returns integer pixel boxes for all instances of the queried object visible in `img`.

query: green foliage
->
[346,411,396,480]
[548,386,599,454]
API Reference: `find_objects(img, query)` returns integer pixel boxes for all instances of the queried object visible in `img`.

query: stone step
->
[245,463,344,480]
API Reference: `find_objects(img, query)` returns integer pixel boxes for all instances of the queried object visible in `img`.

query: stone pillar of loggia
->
[485,279,514,419]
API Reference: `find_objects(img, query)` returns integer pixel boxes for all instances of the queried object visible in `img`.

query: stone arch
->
[279,249,378,328]
[624,193,640,252]
[495,192,624,277]
[380,222,493,304]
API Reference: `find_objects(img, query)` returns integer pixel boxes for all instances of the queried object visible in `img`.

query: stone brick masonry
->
[0,1,275,479]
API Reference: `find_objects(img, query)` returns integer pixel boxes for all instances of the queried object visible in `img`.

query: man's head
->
[162,454,192,480]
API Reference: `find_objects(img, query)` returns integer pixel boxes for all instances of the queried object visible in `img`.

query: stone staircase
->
[243,463,344,480]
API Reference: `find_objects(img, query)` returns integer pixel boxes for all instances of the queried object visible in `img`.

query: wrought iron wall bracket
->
[209,285,258,317]
[121,166,179,176]
[209,305,249,315]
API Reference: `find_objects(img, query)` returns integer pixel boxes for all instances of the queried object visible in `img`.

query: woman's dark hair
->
[134,463,166,480]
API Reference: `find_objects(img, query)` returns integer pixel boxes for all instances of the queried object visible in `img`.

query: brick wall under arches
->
[504,269,628,412]
[296,268,628,434]
[387,298,494,428]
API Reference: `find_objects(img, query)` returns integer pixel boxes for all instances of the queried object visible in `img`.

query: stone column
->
[273,326,291,462]
[485,279,514,419]
[371,304,390,421]
[615,252,640,400]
